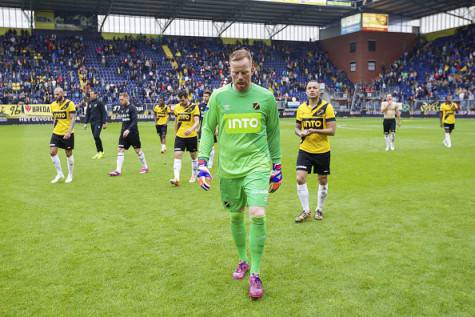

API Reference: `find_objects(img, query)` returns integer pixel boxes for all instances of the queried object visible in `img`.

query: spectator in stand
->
[370,25,474,103]
[0,29,356,110]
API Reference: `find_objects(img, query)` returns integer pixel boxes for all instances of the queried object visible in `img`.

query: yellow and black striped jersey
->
[440,102,457,124]
[296,100,335,154]
[174,103,200,138]
[50,99,76,135]
[153,104,170,125]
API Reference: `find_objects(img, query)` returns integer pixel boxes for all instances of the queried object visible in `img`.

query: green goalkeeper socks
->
[250,216,266,274]
[230,212,248,262]
[230,213,267,273]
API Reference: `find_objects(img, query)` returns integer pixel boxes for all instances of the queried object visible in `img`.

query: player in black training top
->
[83,90,108,159]
[198,89,211,139]
[109,92,149,176]
[198,89,216,168]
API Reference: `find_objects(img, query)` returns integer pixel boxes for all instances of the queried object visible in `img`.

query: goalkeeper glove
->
[269,163,282,193]
[197,159,212,191]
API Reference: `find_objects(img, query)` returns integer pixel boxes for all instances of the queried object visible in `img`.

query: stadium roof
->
[1,0,474,27]
[361,0,475,20]
[0,0,355,27]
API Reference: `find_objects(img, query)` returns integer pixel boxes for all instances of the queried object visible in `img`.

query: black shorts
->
[443,123,455,133]
[50,133,74,150]
[174,136,198,152]
[383,118,396,134]
[156,124,167,138]
[119,131,141,150]
[296,150,330,175]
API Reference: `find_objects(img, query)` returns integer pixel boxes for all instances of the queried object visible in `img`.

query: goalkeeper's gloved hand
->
[269,163,282,193]
[197,159,212,191]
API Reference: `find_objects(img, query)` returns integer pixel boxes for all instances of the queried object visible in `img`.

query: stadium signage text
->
[0,104,51,118]
[24,105,51,115]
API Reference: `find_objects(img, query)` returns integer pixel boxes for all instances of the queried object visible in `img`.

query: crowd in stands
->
[1,24,474,111]
[371,24,475,104]
[87,36,353,106]
[0,29,351,110]
[0,30,85,105]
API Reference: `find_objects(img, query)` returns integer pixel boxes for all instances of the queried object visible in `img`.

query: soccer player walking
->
[381,94,401,151]
[109,92,149,176]
[83,90,108,159]
[198,89,216,168]
[49,87,76,184]
[197,49,282,299]
[294,81,336,223]
[198,89,211,136]
[440,94,459,148]
[153,96,170,153]
[170,90,200,186]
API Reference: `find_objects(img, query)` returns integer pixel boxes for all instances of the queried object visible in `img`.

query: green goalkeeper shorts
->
[219,170,270,212]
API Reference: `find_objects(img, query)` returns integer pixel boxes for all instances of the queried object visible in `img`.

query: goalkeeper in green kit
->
[197,48,282,300]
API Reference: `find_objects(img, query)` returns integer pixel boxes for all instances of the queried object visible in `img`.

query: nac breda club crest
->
[224,113,262,134]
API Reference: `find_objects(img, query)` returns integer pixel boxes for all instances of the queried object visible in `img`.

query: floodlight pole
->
[413,0,475,23]
[214,21,235,37]
[99,15,109,32]
[100,0,114,33]
[156,18,175,35]
[444,9,474,23]
[20,9,32,31]
[26,0,33,30]
[217,0,253,38]
[266,24,288,39]
[467,6,475,22]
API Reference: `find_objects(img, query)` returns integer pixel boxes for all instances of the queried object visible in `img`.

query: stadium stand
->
[371,24,475,104]
[0,29,352,112]
[1,24,474,115]
[0,30,85,106]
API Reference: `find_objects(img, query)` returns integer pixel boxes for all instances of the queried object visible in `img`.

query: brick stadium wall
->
[320,31,418,84]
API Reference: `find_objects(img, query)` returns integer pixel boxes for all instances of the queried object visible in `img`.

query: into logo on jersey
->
[224,113,262,134]
[53,111,67,119]
[178,113,191,121]
[302,118,324,129]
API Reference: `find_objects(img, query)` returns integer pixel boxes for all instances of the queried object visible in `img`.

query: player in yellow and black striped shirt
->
[153,96,170,153]
[439,94,459,148]
[294,81,336,223]
[49,87,76,184]
[170,90,200,186]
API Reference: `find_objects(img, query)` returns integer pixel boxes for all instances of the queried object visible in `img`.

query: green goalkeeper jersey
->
[198,83,281,179]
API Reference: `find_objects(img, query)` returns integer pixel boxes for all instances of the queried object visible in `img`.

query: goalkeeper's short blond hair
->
[229,48,252,64]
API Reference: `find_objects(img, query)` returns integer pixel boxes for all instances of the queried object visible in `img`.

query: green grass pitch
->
[1,118,474,316]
